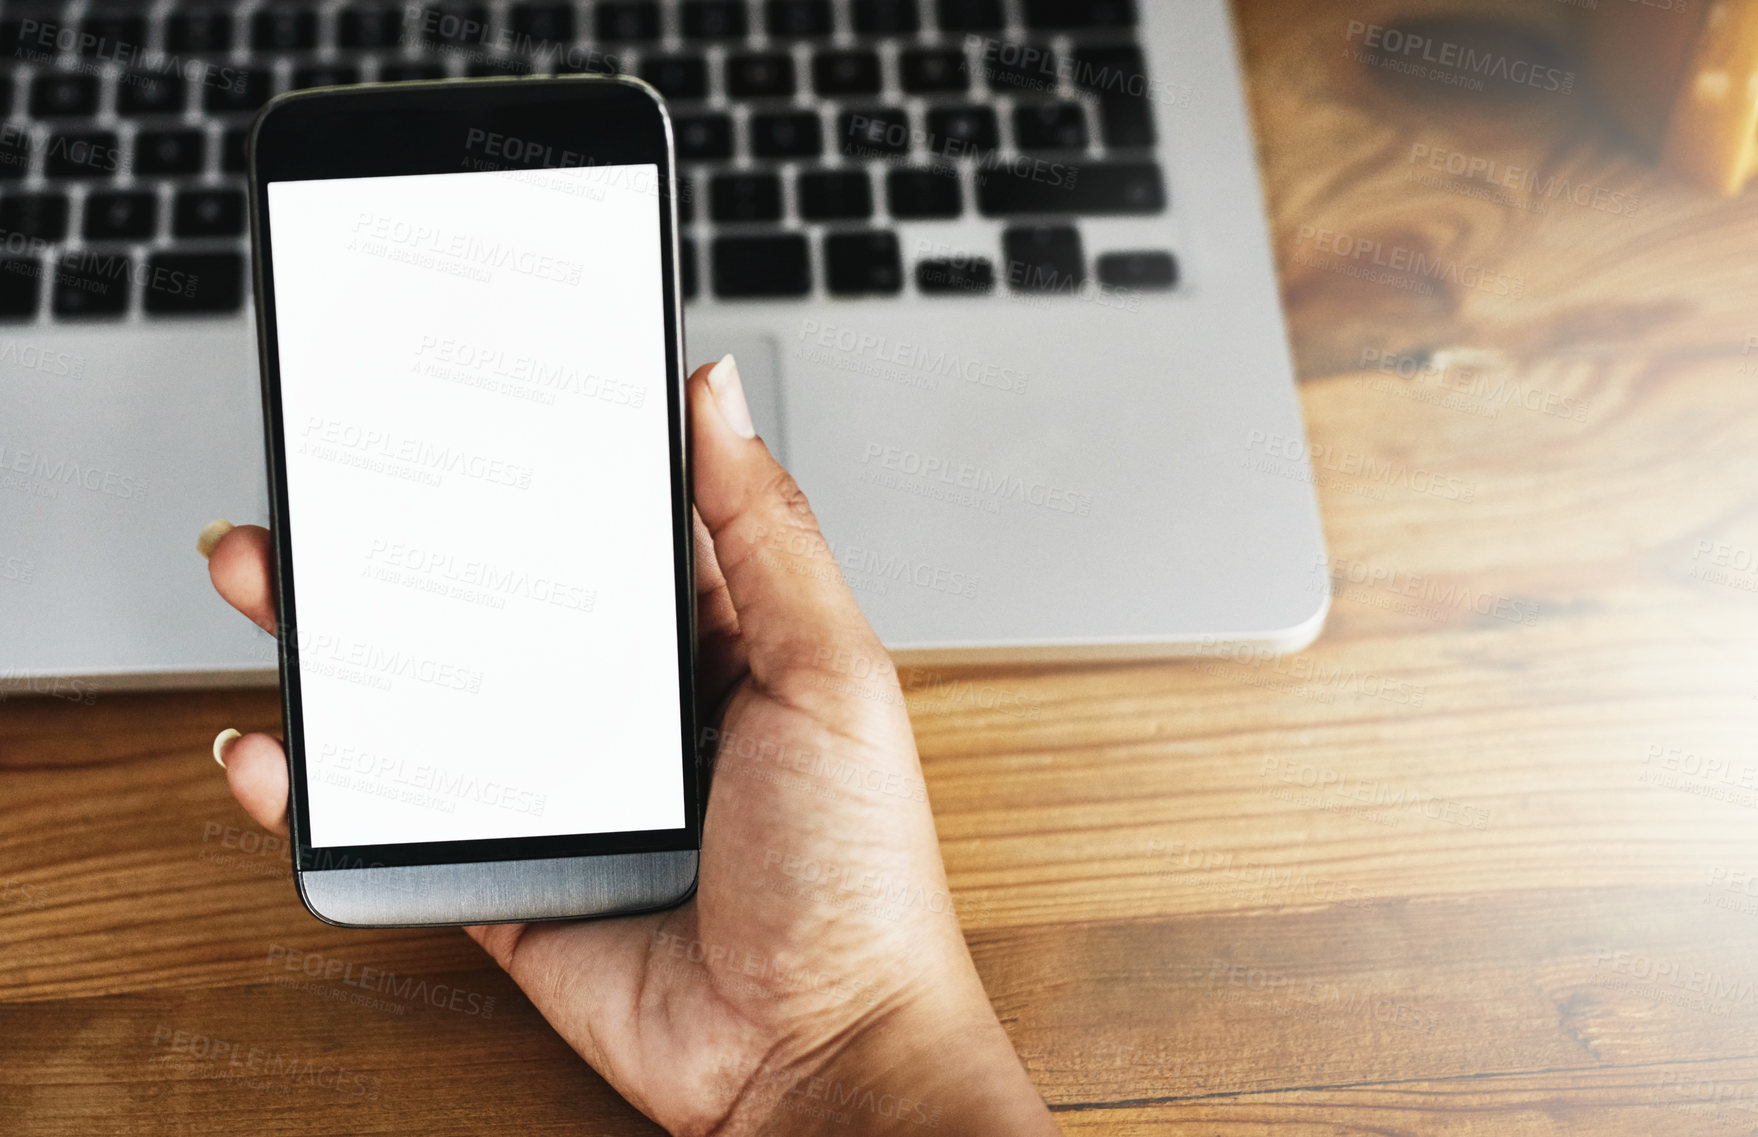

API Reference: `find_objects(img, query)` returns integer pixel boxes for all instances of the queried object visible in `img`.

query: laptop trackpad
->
[686,331,785,464]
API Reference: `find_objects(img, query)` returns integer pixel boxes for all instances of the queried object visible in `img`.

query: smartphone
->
[247,77,699,928]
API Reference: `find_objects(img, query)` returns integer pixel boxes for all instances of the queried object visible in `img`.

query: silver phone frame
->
[249,76,701,929]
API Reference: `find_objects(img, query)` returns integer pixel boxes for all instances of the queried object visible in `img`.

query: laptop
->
[0,0,1328,692]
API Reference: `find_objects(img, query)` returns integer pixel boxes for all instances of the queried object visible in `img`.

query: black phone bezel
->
[248,77,700,873]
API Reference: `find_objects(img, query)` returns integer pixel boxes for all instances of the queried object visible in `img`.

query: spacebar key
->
[978,161,1166,216]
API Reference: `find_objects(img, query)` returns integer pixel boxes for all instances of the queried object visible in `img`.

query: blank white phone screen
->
[267,164,684,848]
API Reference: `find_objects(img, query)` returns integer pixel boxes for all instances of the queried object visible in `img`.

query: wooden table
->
[7,3,1758,1132]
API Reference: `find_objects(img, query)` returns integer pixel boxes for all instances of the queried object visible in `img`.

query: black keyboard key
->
[252,8,319,50]
[83,191,157,241]
[0,195,69,242]
[1,19,42,60]
[680,237,698,299]
[174,188,247,237]
[0,259,40,318]
[826,232,901,296]
[1098,97,1156,149]
[45,132,122,180]
[509,4,575,44]
[1070,45,1150,101]
[676,114,734,161]
[726,53,796,98]
[137,129,207,176]
[53,252,132,318]
[1097,251,1176,289]
[596,3,661,41]
[30,75,100,118]
[293,65,363,90]
[980,44,1059,94]
[641,56,708,100]
[900,49,967,94]
[840,109,910,157]
[766,0,833,37]
[682,1,748,39]
[338,6,406,48]
[413,4,490,46]
[936,0,1004,30]
[798,170,872,220]
[0,127,28,181]
[222,128,249,174]
[1014,103,1087,150]
[205,69,274,114]
[927,106,998,154]
[813,51,881,97]
[979,161,1163,215]
[713,235,810,298]
[379,62,450,81]
[854,0,920,33]
[710,173,783,223]
[166,12,234,53]
[1003,225,1083,291]
[0,76,12,120]
[750,112,823,158]
[79,14,147,56]
[887,169,961,218]
[117,72,188,116]
[1024,0,1136,28]
[917,256,993,294]
[144,252,245,314]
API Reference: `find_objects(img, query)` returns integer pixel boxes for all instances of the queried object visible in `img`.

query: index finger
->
[203,523,277,636]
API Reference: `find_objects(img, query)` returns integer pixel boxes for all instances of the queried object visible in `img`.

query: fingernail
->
[197,520,235,561]
[213,728,241,769]
[708,354,756,440]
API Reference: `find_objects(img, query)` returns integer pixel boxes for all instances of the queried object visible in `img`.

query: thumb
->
[688,355,883,694]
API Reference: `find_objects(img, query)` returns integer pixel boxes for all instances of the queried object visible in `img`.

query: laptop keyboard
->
[0,0,1173,320]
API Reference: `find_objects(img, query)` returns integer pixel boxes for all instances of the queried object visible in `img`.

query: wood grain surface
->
[7,1,1758,1133]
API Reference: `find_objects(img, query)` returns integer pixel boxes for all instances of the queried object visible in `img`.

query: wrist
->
[711,978,1062,1137]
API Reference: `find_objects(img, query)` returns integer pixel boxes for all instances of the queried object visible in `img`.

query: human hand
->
[201,356,1063,1137]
